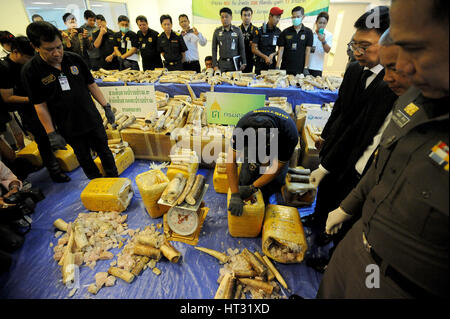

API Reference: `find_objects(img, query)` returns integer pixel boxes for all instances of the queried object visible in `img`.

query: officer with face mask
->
[276,6,313,75]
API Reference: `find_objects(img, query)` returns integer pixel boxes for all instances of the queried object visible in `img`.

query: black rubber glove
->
[303,68,310,76]
[47,131,67,151]
[104,103,115,124]
[229,193,244,216]
[239,184,258,200]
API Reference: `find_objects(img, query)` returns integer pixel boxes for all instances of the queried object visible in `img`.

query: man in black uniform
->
[276,6,313,75]
[317,0,448,298]
[136,15,163,71]
[0,36,69,183]
[226,107,298,216]
[240,7,257,73]
[93,15,119,70]
[252,7,283,75]
[61,13,92,68]
[22,22,118,180]
[157,15,187,71]
[113,15,139,71]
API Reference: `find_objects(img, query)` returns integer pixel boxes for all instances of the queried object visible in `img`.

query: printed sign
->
[305,109,331,128]
[206,92,266,125]
[97,85,157,117]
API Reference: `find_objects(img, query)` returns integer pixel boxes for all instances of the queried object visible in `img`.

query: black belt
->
[184,60,199,64]
[165,60,181,66]
[362,232,437,299]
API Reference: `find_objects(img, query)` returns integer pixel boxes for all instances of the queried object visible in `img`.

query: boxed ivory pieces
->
[299,126,319,170]
[227,189,265,238]
[17,141,79,172]
[94,146,135,176]
[262,205,308,263]
[135,169,170,218]
[80,178,133,212]
[121,129,175,161]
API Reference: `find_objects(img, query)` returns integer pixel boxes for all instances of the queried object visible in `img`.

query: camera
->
[3,187,44,216]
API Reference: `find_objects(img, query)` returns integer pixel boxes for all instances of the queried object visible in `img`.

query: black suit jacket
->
[320,61,398,181]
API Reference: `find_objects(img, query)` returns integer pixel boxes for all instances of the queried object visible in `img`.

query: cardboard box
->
[121,129,175,161]
[175,134,226,167]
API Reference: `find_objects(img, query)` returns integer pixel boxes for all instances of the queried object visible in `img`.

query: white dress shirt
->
[309,30,333,71]
[182,31,207,62]
[354,63,389,175]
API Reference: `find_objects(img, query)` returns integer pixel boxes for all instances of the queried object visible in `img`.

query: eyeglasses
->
[349,41,376,54]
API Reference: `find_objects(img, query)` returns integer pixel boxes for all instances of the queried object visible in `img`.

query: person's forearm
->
[1,89,29,104]
[304,47,311,69]
[198,33,207,46]
[212,36,218,67]
[34,103,55,134]
[251,43,268,60]
[276,47,284,68]
[322,42,331,53]
[88,83,108,107]
[226,149,239,193]
[94,33,103,48]
[252,160,284,188]
[121,47,137,59]
[113,47,122,57]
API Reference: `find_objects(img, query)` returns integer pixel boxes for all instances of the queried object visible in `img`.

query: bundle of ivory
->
[52,211,129,290]
[91,68,164,83]
[215,152,227,174]
[104,112,136,131]
[160,172,205,206]
[195,246,288,299]
[306,124,323,137]
[107,139,130,155]
[169,148,198,165]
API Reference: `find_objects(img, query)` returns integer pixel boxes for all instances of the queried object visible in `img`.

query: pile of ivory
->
[216,152,227,174]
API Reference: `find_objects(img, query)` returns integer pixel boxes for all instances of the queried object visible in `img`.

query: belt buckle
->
[362,232,372,253]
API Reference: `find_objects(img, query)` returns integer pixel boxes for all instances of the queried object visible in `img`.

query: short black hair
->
[178,14,189,21]
[96,14,106,22]
[160,14,172,24]
[32,14,43,21]
[84,10,96,20]
[0,31,14,45]
[316,11,329,22]
[205,55,213,61]
[26,21,62,48]
[354,6,390,35]
[292,6,305,15]
[430,0,449,22]
[220,7,232,16]
[10,36,35,56]
[241,7,253,15]
[136,15,147,23]
[62,13,76,23]
[118,15,129,23]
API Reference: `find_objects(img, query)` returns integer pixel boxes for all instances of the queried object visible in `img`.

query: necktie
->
[359,69,373,92]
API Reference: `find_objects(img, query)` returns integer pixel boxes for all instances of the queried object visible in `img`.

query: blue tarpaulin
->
[0,161,331,299]
[95,79,338,110]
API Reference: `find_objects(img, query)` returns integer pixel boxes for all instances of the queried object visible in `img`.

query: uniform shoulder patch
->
[429,141,449,172]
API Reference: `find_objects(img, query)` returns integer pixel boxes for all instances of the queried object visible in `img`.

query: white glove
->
[310,165,329,188]
[325,207,352,235]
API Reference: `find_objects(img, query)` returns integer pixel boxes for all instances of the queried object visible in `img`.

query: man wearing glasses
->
[303,7,398,271]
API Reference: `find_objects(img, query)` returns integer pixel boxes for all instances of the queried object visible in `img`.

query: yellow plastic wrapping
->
[94,147,135,176]
[121,129,175,161]
[106,128,121,140]
[213,165,228,194]
[16,141,42,167]
[17,141,79,171]
[227,189,265,238]
[135,169,170,218]
[166,162,199,180]
[262,204,308,263]
[80,178,133,212]
[54,145,79,172]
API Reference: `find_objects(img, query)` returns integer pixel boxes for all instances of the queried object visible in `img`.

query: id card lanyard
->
[58,73,71,91]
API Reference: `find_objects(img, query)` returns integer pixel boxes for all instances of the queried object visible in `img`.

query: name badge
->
[231,39,236,50]
[231,32,237,37]
[392,109,410,128]
[219,32,223,37]
[142,43,146,49]
[58,75,70,91]
[292,43,297,50]
[126,40,132,51]
[272,36,278,46]
[121,40,126,49]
